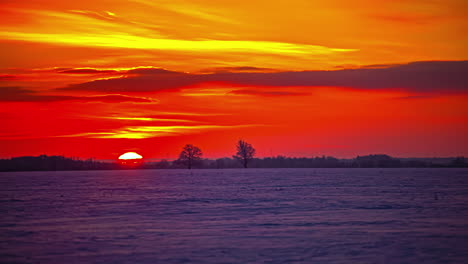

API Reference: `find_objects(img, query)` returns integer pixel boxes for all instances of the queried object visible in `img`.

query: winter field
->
[1,168,468,264]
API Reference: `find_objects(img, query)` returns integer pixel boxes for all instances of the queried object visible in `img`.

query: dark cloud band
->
[60,61,468,93]
[0,87,157,103]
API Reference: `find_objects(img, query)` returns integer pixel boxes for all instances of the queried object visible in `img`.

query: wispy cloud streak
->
[0,31,355,56]
[58,124,260,139]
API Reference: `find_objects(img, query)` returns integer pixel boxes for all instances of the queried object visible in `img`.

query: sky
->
[0,0,467,160]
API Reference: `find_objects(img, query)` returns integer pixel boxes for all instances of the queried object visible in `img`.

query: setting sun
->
[118,152,143,160]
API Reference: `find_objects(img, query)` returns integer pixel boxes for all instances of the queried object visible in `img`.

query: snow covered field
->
[1,168,468,263]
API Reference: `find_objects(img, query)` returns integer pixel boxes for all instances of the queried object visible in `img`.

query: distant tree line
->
[1,154,467,172]
[0,155,114,171]
[155,154,467,169]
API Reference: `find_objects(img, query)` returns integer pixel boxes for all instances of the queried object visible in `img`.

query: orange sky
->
[1,0,467,159]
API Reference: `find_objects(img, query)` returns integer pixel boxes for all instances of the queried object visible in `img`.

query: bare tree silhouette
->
[176,144,203,169]
[233,140,256,168]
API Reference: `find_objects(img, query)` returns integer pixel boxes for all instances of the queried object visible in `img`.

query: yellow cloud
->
[103,116,198,122]
[0,31,356,56]
[58,124,258,139]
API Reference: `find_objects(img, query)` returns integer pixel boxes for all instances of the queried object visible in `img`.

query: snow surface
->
[1,168,468,263]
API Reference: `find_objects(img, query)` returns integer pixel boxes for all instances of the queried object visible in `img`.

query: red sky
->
[1,0,467,159]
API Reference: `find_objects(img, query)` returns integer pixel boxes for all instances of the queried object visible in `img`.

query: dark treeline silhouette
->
[0,155,114,171]
[0,154,467,172]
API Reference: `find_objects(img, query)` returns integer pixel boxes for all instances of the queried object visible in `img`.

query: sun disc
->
[118,152,143,160]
